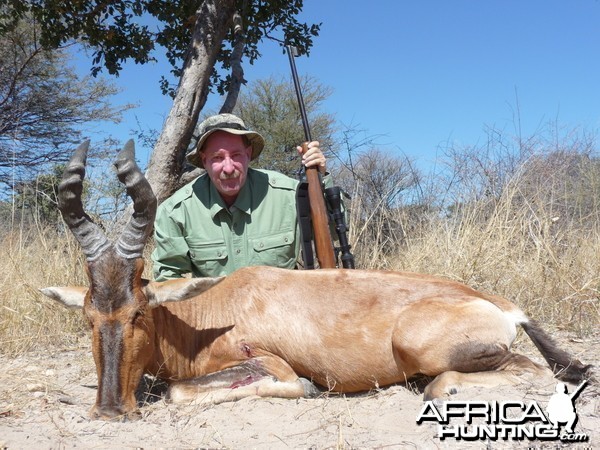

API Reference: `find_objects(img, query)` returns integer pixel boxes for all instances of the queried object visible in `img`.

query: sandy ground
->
[0,331,598,449]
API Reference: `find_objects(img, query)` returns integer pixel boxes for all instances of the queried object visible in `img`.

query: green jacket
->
[152,168,331,280]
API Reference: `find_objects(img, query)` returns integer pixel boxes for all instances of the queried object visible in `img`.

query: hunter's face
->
[201,131,252,206]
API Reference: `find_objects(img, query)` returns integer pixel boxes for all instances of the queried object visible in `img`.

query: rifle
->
[286,45,355,269]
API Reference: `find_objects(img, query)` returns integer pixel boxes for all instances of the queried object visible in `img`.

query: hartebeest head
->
[41,141,221,419]
[51,140,157,419]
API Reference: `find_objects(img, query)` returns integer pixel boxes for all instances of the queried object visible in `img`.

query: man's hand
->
[297,141,327,174]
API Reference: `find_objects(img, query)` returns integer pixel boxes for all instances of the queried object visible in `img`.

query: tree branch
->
[219,8,246,114]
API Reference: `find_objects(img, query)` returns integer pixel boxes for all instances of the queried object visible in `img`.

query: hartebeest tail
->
[42,140,593,420]
[522,320,593,383]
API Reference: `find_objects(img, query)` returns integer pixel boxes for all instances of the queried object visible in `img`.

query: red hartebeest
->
[41,141,592,420]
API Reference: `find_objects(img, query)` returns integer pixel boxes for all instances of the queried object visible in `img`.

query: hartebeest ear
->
[145,277,225,307]
[40,287,87,309]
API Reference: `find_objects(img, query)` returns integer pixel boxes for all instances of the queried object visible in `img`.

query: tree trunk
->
[145,0,236,204]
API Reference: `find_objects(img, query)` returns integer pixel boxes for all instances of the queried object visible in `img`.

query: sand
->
[0,332,597,449]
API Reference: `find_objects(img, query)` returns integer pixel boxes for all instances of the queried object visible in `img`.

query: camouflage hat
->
[186,113,265,168]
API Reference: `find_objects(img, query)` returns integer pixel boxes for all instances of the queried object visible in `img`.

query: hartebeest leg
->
[423,353,554,400]
[390,297,559,399]
[167,356,320,405]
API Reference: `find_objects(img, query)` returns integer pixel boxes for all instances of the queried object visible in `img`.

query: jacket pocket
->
[186,238,228,277]
[251,230,296,268]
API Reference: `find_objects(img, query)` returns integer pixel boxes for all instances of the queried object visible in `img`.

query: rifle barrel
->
[287,45,312,142]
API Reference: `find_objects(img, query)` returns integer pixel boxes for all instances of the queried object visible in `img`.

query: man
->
[152,113,331,280]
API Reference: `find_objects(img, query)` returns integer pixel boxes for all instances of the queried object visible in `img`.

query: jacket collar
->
[208,170,253,219]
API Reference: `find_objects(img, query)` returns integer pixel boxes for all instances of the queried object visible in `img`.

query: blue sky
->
[77,0,600,171]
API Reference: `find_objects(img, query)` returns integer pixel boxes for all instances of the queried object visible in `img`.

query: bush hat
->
[186,113,265,168]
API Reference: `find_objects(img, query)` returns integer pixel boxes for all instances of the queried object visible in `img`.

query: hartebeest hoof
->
[299,377,321,398]
[423,371,460,400]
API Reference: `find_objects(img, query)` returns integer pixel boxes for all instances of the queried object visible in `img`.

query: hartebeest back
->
[41,142,592,420]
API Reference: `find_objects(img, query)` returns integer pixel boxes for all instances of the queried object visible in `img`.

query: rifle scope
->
[325,186,355,269]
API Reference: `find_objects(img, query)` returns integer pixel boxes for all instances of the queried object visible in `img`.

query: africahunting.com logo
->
[416,380,589,443]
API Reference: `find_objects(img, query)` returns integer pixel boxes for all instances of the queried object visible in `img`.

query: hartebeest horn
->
[58,141,111,260]
[113,139,157,259]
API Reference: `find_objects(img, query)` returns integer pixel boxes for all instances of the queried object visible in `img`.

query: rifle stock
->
[300,143,336,268]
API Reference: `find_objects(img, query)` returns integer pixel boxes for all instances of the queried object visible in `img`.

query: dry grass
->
[0,226,88,355]
[396,203,600,335]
